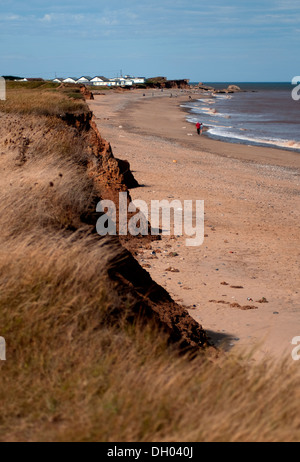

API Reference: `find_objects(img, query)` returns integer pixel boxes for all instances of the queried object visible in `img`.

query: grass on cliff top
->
[0,81,88,116]
[0,90,299,442]
[1,234,299,443]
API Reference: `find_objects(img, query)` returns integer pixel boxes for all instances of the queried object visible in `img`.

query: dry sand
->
[89,89,300,360]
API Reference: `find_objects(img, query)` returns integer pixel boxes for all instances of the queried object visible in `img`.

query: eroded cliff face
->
[88,116,139,191]
[165,79,190,89]
[59,110,139,192]
[0,104,209,351]
[82,112,209,351]
[146,77,190,89]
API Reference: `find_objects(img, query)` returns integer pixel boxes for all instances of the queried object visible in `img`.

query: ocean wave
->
[186,117,233,130]
[207,127,300,150]
[197,98,216,104]
[190,107,231,118]
[184,86,300,152]
[212,94,233,100]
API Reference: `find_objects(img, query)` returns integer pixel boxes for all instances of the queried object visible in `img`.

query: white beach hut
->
[90,76,110,86]
[76,76,92,84]
[62,77,78,84]
[131,77,146,84]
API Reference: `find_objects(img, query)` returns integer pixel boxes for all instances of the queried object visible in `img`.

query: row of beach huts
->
[53,76,146,87]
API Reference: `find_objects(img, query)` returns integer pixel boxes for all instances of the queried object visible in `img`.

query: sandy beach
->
[89,88,300,360]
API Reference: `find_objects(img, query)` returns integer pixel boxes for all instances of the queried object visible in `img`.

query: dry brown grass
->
[0,86,299,442]
[0,81,87,116]
[1,235,299,442]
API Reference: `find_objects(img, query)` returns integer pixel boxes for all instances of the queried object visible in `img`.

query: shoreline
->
[120,89,300,169]
[180,99,300,157]
[89,89,300,360]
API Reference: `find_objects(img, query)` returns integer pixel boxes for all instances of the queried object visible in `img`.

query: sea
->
[183,83,300,152]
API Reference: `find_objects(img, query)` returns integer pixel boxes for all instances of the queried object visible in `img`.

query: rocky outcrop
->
[214,85,243,94]
[146,77,190,89]
[165,79,190,89]
[227,85,241,92]
[193,83,245,94]
[193,84,215,92]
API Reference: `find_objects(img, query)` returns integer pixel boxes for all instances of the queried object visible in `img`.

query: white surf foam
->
[207,127,300,150]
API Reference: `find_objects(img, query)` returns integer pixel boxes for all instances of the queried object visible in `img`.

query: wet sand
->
[89,89,300,360]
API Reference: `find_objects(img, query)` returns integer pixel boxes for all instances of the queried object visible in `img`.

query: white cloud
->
[7,14,21,21]
[274,0,300,11]
[1,2,299,43]
[41,14,52,23]
[0,14,22,21]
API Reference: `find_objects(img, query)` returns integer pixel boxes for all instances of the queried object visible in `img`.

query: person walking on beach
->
[196,122,203,135]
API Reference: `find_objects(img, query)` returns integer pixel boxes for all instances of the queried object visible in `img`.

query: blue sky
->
[0,0,299,81]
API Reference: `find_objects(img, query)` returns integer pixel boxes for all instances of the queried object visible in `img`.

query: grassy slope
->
[0,83,299,442]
